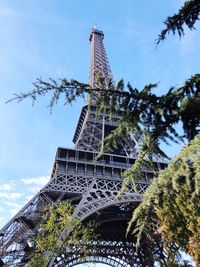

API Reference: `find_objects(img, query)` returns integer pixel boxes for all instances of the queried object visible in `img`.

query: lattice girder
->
[89,28,112,89]
[0,28,167,266]
[50,240,137,267]
[0,146,165,266]
[0,192,54,265]
[47,236,159,267]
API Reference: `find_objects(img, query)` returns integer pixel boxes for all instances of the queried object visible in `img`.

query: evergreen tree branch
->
[157,0,200,45]
[127,135,200,265]
[28,201,97,267]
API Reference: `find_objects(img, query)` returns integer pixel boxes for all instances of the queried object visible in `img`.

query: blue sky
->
[0,1,199,264]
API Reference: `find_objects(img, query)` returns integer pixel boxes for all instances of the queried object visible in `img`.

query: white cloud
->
[27,186,44,194]
[21,176,50,187]
[0,192,21,200]
[0,176,49,226]
[0,183,13,191]
[3,201,22,208]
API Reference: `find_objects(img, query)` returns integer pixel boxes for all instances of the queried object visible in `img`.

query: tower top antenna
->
[89,27,104,42]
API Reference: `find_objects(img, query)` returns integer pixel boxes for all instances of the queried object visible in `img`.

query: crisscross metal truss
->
[89,28,112,89]
[73,105,123,153]
[44,172,147,220]
[0,192,52,265]
[0,28,167,266]
[51,241,138,267]
[0,147,161,266]
[48,238,161,267]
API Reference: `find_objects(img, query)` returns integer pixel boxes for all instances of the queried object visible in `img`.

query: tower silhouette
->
[0,28,166,267]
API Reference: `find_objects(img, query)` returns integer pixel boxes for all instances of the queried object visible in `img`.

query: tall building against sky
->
[0,28,165,267]
[89,27,112,89]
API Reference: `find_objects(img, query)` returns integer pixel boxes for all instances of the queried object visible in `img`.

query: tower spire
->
[89,27,112,88]
[73,27,116,152]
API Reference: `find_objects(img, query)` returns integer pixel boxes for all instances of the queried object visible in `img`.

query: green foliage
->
[6,78,91,112]
[99,75,200,196]
[28,202,97,267]
[7,2,200,265]
[128,135,200,265]
[120,133,159,193]
[17,74,200,265]
[157,0,200,44]
[8,74,200,144]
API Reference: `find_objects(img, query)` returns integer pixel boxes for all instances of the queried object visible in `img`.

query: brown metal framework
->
[0,28,166,267]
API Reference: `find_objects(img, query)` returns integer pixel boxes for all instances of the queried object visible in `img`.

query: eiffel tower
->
[0,27,166,267]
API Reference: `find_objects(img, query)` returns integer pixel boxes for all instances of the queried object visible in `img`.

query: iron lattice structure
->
[0,28,166,267]
[89,27,112,89]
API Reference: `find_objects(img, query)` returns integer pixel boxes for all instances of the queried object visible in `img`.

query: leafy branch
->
[7,74,200,141]
[7,74,200,192]
[127,135,200,264]
[7,63,200,266]
[28,201,97,267]
[157,0,200,44]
